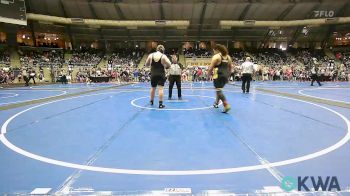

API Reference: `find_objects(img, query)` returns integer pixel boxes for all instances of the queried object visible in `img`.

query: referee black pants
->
[29,76,36,84]
[23,76,29,86]
[242,73,252,93]
[61,75,67,84]
[169,75,182,98]
[311,74,321,86]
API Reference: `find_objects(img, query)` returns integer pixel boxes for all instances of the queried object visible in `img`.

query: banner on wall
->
[186,58,211,67]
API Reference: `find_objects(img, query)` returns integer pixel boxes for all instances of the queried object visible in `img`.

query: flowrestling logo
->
[314,10,335,18]
[281,176,341,192]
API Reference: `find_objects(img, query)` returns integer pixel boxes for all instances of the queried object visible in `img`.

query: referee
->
[168,56,183,100]
[241,57,254,93]
[310,57,322,86]
[22,67,29,86]
[145,45,171,108]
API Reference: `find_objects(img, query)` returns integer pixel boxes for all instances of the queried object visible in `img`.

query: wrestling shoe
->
[222,104,231,113]
[213,103,219,108]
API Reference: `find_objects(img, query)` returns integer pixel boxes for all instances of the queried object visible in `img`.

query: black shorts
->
[213,77,228,88]
[151,75,166,87]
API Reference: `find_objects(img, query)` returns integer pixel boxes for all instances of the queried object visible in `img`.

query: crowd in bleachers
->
[181,47,350,82]
[335,50,350,68]
[107,48,144,68]
[68,48,103,67]
[0,69,13,84]
[0,47,16,84]
[0,66,18,84]
[165,48,180,57]
[1,46,350,85]
[75,67,105,83]
[184,47,212,58]
[19,42,60,48]
[334,50,350,81]
[231,48,350,82]
[19,48,64,67]
[74,67,151,83]
[73,48,146,83]
[0,50,10,65]
[64,46,350,84]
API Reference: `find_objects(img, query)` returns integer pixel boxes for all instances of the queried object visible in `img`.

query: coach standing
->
[241,57,255,93]
[168,56,183,100]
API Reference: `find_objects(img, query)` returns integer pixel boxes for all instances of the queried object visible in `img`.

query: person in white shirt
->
[28,68,36,85]
[241,57,255,93]
[168,56,183,100]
